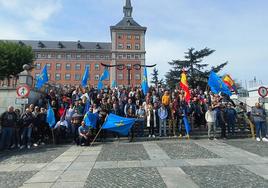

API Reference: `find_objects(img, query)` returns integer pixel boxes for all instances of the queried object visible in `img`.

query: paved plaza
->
[0,139,268,188]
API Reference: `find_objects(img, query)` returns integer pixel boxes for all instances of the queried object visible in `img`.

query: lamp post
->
[101,63,156,87]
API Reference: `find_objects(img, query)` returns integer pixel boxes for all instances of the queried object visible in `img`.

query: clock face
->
[258,87,268,98]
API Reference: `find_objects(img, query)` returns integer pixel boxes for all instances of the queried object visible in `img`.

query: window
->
[118,73,123,80]
[55,73,61,81]
[75,74,80,81]
[127,34,131,39]
[47,54,51,59]
[135,74,141,80]
[57,54,62,59]
[86,55,90,60]
[77,54,81,59]
[127,54,131,59]
[95,75,99,81]
[100,55,104,59]
[65,74,71,80]
[75,63,81,70]
[105,55,109,60]
[127,44,131,49]
[118,43,123,49]
[46,63,51,70]
[56,63,61,70]
[96,55,100,59]
[66,63,71,70]
[135,54,140,59]
[135,44,140,50]
[118,54,123,59]
[37,53,41,58]
[94,64,99,70]
[66,54,71,59]
[135,34,140,40]
[35,63,41,70]
[117,33,123,39]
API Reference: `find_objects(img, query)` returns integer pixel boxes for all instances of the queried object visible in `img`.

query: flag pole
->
[90,116,108,147]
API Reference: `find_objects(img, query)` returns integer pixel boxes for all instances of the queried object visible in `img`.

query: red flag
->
[180,71,191,103]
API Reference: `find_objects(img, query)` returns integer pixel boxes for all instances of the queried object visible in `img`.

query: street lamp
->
[101,63,156,87]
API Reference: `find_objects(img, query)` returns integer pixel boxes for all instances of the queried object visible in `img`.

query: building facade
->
[9,0,146,88]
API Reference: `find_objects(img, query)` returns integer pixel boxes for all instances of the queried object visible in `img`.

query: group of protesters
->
[0,85,267,151]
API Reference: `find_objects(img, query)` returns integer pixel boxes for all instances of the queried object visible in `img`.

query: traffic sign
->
[258,86,268,98]
[16,85,30,98]
[15,98,29,105]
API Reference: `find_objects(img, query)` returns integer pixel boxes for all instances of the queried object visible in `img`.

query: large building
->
[10,0,146,88]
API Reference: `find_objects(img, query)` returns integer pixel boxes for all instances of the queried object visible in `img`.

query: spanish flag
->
[180,71,191,103]
[223,74,237,93]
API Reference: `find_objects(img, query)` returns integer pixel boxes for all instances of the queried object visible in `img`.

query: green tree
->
[150,68,159,87]
[0,41,34,80]
[165,47,227,89]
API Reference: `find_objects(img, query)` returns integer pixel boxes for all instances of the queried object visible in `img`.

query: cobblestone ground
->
[223,139,268,157]
[0,138,267,188]
[0,171,36,188]
[0,145,70,164]
[181,165,268,188]
[157,141,220,159]
[96,142,150,161]
[85,168,166,188]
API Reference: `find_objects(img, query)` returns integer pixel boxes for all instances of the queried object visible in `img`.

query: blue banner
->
[84,112,98,129]
[102,114,135,136]
[141,67,149,95]
[81,65,90,88]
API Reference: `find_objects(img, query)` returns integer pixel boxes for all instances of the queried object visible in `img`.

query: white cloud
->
[0,0,62,39]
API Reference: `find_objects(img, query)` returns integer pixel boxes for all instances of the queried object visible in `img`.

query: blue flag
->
[83,100,91,115]
[183,110,191,135]
[141,67,149,95]
[208,71,232,96]
[46,103,56,128]
[111,80,117,88]
[84,112,98,129]
[97,81,104,90]
[35,65,48,90]
[100,68,109,81]
[102,114,135,136]
[81,66,90,88]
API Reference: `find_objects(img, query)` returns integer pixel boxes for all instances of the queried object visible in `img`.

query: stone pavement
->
[0,139,267,188]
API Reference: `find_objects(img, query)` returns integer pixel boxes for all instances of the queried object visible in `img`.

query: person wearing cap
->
[251,103,268,142]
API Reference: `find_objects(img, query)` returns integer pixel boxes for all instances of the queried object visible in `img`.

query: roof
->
[111,17,147,31]
[2,40,112,51]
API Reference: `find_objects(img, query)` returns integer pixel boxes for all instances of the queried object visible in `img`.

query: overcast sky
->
[0,0,267,87]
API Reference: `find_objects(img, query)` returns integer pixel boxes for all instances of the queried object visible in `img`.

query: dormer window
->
[38,41,45,48]
[58,42,64,48]
[96,43,101,49]
[77,41,83,49]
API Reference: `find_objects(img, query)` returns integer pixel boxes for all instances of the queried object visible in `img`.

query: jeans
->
[159,119,167,136]
[207,122,216,138]
[136,120,144,137]
[255,121,267,138]
[227,121,235,135]
[0,127,14,150]
[21,127,32,146]
[168,119,176,136]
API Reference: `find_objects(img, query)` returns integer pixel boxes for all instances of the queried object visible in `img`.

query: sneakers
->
[213,138,217,141]
[33,143,38,147]
[10,144,16,149]
[178,134,182,139]
[152,135,156,138]
[20,145,25,149]
[27,145,31,149]
[256,137,261,142]
[262,137,268,142]
[148,135,151,138]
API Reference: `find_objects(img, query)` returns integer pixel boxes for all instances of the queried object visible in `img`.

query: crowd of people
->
[0,85,267,151]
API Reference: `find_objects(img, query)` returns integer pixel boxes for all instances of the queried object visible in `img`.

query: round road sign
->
[258,86,268,98]
[17,85,30,98]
